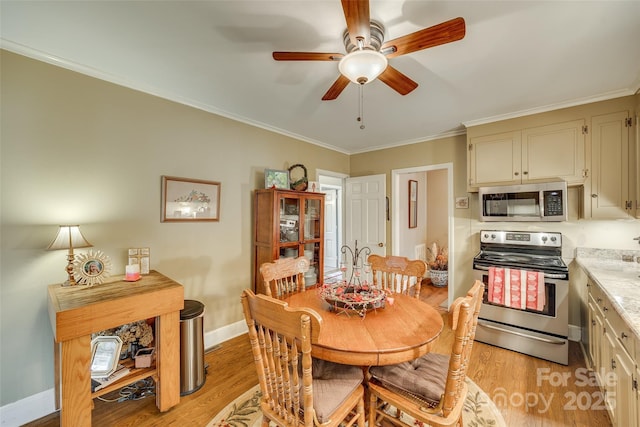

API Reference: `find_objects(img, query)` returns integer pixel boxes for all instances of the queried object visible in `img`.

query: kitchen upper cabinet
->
[467,119,586,191]
[468,131,521,187]
[590,111,634,219]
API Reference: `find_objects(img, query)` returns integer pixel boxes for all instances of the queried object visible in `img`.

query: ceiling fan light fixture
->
[338,49,388,85]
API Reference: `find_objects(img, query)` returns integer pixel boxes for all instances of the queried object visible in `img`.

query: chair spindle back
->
[368,255,426,298]
[260,256,310,299]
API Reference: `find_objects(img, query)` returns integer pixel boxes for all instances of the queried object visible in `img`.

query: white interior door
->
[345,174,386,259]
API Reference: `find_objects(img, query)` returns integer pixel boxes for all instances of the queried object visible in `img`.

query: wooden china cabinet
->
[254,188,325,294]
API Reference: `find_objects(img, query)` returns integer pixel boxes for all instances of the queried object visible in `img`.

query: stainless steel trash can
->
[180,299,205,396]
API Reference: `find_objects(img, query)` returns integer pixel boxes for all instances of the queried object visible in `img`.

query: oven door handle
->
[474,264,567,280]
[478,320,567,345]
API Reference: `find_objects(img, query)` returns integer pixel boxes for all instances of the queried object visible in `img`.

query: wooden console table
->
[48,270,184,426]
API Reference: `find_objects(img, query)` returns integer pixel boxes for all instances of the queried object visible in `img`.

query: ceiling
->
[2,1,639,154]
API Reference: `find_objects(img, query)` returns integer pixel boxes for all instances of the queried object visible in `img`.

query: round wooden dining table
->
[284,289,444,366]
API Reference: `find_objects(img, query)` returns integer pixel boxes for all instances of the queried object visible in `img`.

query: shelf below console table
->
[48,270,184,426]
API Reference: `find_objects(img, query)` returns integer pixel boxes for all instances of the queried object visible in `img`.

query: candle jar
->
[125,264,141,281]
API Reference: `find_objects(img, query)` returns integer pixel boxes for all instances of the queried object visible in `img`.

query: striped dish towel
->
[488,267,545,311]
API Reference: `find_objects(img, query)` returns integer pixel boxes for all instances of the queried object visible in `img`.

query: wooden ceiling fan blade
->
[322,75,350,100]
[378,66,418,95]
[341,0,370,47]
[273,52,343,61]
[381,17,466,58]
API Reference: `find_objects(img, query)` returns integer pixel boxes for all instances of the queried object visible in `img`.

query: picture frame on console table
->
[161,175,221,222]
[73,249,112,286]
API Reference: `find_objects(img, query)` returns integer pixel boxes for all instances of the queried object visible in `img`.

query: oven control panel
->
[480,230,562,247]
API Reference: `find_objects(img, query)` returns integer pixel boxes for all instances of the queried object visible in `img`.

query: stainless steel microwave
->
[479,181,568,222]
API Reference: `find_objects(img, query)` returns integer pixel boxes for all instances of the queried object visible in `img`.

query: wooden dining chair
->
[367,255,427,298]
[241,289,366,427]
[367,280,485,427]
[259,256,310,299]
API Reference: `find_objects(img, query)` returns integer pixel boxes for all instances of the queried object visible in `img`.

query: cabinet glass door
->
[304,198,321,240]
[279,196,300,249]
[303,242,320,287]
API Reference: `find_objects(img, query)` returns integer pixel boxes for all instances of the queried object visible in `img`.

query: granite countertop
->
[576,248,640,342]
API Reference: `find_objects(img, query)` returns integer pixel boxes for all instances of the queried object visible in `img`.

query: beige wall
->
[0,50,349,406]
[426,169,448,250]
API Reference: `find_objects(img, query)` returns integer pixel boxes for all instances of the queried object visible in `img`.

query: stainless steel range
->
[473,230,569,365]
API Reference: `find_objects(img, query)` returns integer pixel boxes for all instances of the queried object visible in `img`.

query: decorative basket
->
[288,164,308,191]
[319,283,386,317]
[429,269,448,287]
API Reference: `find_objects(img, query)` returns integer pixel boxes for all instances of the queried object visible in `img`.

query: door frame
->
[317,169,348,276]
[391,163,454,308]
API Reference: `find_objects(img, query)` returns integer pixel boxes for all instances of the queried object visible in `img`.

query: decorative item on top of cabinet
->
[254,188,325,295]
[307,181,320,192]
[288,163,308,191]
[264,169,289,189]
[467,119,586,191]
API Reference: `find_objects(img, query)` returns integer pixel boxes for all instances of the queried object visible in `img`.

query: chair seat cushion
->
[369,352,449,405]
[311,358,364,423]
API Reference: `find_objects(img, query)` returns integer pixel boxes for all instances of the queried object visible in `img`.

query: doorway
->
[318,170,347,280]
[391,163,454,308]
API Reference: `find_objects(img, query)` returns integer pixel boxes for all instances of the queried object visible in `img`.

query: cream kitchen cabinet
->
[586,278,639,427]
[613,328,636,427]
[587,282,604,382]
[468,119,586,191]
[590,110,634,219]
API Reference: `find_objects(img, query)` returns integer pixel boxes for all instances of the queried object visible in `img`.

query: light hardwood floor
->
[26,284,612,426]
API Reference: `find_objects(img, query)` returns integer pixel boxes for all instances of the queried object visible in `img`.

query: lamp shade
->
[338,50,388,85]
[47,225,93,250]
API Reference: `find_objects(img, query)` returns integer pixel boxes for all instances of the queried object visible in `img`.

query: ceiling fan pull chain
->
[358,83,365,129]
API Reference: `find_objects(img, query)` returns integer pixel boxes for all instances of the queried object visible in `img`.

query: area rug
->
[208,378,505,427]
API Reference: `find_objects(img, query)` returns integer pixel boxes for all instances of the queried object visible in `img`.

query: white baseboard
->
[204,320,246,351]
[568,323,581,342]
[0,389,56,427]
[0,321,247,427]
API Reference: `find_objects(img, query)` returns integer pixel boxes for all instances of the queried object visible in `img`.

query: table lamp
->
[47,225,93,286]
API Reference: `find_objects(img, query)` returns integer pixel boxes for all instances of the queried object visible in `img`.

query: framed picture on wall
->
[409,180,418,228]
[161,176,221,222]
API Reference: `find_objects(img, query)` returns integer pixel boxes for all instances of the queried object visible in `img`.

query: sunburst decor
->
[73,249,112,287]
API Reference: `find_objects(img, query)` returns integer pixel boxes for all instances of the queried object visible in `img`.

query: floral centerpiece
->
[319,282,386,318]
[321,241,387,317]
[427,242,448,287]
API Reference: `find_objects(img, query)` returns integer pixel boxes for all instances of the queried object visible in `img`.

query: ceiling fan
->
[273,0,466,101]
